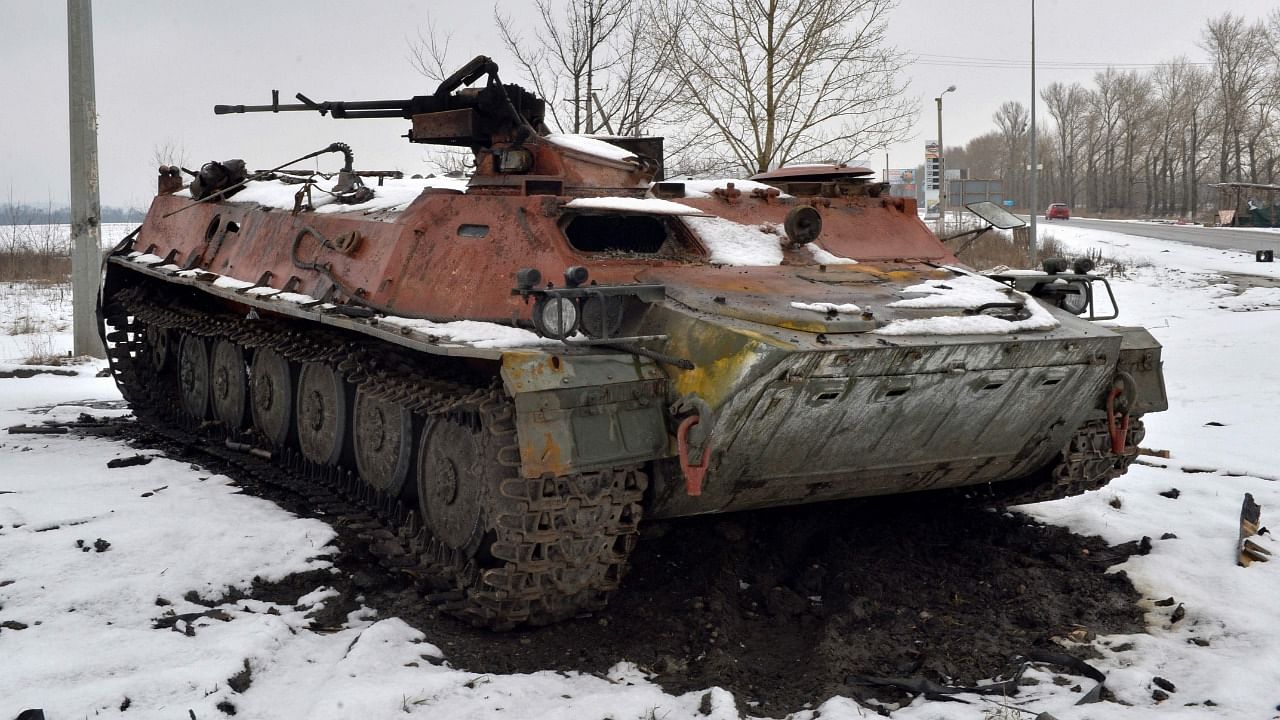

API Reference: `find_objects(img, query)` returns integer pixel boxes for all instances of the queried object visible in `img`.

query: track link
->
[968,417,1146,507]
[101,280,646,629]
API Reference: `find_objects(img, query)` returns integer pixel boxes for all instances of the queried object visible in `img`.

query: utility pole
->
[584,0,595,134]
[1028,0,1039,268]
[68,0,105,358]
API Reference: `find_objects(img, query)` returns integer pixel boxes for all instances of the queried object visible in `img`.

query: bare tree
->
[494,0,628,134]
[993,101,1028,205]
[591,3,692,136]
[1115,70,1152,212]
[658,0,914,174]
[151,139,187,172]
[947,132,1003,180]
[1148,61,1186,213]
[1089,69,1127,211]
[1042,82,1087,207]
[408,18,453,84]
[1180,64,1216,215]
[1145,59,1215,215]
[406,22,476,176]
[491,0,690,140]
[957,10,1280,219]
[1201,13,1272,182]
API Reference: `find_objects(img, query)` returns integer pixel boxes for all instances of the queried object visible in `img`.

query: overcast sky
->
[1,0,1276,209]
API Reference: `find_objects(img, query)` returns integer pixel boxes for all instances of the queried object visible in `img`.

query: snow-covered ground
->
[2,223,1279,719]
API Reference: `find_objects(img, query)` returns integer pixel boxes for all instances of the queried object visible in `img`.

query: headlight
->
[581,295,624,339]
[1059,280,1090,315]
[533,296,580,339]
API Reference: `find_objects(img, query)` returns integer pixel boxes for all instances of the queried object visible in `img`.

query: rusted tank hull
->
[99,59,1169,629]
[104,230,1162,523]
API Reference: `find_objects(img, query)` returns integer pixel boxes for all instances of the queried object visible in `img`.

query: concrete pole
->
[68,0,105,358]
[1028,0,1039,268]
[584,0,595,135]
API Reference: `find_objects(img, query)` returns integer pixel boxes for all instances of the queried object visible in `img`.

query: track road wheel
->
[415,393,649,629]
[177,333,210,419]
[210,339,249,429]
[296,361,351,466]
[145,325,172,373]
[353,388,414,497]
[251,349,295,447]
[418,413,495,558]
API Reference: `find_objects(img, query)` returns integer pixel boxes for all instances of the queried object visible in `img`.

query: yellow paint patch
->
[669,337,772,409]
[501,350,560,393]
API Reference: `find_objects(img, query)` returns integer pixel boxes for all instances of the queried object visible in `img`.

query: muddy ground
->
[119,422,1147,716]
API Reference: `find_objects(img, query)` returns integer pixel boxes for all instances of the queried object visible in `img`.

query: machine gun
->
[214,55,547,148]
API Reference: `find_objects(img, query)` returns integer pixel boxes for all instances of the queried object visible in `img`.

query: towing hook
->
[1106,371,1138,455]
[677,415,710,497]
[672,398,712,449]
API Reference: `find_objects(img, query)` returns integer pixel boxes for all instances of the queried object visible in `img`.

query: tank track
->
[968,417,1146,507]
[100,279,647,630]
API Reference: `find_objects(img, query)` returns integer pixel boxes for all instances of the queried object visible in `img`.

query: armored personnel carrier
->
[99,56,1166,629]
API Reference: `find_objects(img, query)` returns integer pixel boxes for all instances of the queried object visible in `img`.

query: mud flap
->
[501,351,669,478]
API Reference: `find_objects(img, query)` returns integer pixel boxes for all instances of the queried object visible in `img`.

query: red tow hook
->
[677,415,710,496]
[1106,385,1131,455]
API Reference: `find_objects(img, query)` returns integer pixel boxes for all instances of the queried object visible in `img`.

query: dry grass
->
[0,223,72,282]
[15,324,69,366]
[8,315,39,335]
[951,229,1150,281]
[952,229,1070,271]
[2,280,74,365]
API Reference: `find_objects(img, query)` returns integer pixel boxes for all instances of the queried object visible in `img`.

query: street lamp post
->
[1028,0,1039,267]
[936,85,956,237]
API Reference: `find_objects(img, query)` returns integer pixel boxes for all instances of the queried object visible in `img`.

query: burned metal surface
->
[98,55,1168,628]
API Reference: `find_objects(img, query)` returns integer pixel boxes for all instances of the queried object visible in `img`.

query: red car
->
[1046,203,1070,220]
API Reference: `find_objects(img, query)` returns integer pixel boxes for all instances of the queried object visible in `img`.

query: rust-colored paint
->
[674,194,955,264]
[500,351,565,394]
[136,159,951,328]
[110,68,1167,534]
[533,430,568,477]
[749,165,874,180]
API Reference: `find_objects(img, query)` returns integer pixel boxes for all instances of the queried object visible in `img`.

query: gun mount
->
[214,55,657,195]
[215,56,546,148]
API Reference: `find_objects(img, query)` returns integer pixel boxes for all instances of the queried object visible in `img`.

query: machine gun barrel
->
[211,57,547,148]
[215,91,416,119]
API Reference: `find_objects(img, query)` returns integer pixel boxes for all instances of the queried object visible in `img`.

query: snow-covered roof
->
[791,301,863,314]
[373,315,553,350]
[176,176,466,215]
[123,254,555,350]
[564,196,707,216]
[886,274,1022,311]
[681,215,784,266]
[672,178,791,199]
[546,134,638,163]
[806,243,858,265]
[874,273,1059,335]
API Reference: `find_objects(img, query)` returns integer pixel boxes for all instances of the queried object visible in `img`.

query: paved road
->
[1042,216,1280,253]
